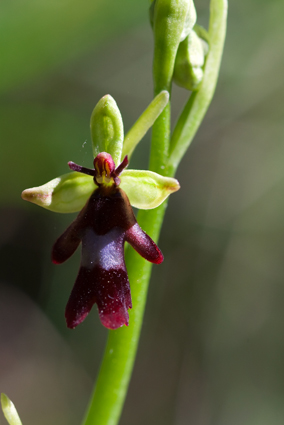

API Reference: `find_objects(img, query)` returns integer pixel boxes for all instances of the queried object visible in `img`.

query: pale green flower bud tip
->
[166,177,180,193]
[90,94,124,166]
[1,394,23,425]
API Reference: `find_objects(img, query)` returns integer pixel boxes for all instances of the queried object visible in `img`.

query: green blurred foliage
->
[0,0,145,93]
[1,0,284,425]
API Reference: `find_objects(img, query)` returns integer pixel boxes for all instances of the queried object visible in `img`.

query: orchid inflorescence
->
[22,92,180,329]
[12,0,228,423]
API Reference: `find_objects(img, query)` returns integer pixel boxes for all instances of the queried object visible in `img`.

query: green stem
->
[81,58,170,425]
[81,204,166,425]
[81,1,227,424]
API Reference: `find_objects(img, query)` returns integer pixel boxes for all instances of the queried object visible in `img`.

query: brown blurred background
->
[1,0,284,424]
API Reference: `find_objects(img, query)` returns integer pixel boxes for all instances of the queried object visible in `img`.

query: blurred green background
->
[1,0,284,424]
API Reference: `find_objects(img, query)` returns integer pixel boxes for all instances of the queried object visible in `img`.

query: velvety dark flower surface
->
[52,153,163,329]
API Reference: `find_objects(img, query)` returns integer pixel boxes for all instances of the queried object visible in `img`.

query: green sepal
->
[22,167,180,213]
[173,28,209,91]
[1,394,23,425]
[90,95,124,166]
[21,172,95,213]
[120,169,180,209]
[122,91,169,160]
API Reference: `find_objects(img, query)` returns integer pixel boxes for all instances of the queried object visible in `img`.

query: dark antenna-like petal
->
[52,224,81,264]
[52,205,87,264]
[68,161,96,176]
[114,155,129,176]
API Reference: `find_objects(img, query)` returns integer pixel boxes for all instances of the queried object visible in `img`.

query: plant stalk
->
[81,0,227,424]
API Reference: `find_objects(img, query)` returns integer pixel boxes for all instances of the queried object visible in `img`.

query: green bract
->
[1,394,23,425]
[122,91,169,160]
[22,93,180,213]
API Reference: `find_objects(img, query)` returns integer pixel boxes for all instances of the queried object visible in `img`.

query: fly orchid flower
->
[52,152,163,329]
[22,92,180,329]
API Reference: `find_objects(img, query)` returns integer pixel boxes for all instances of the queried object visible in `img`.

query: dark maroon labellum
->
[52,154,163,330]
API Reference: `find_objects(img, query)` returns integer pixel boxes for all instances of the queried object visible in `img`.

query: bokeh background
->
[1,0,284,424]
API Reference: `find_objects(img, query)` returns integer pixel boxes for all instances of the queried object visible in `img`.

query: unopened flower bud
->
[151,0,190,92]
[173,27,209,91]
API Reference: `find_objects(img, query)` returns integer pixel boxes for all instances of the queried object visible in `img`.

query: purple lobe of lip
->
[52,186,163,329]
[65,266,132,329]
